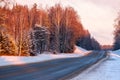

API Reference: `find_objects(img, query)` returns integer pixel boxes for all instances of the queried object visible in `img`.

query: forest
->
[0,2,101,56]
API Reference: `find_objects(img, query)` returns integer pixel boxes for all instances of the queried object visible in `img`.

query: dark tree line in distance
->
[76,30,101,50]
[113,12,120,50]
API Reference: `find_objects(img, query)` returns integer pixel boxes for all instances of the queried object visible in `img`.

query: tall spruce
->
[0,26,16,55]
[29,24,50,55]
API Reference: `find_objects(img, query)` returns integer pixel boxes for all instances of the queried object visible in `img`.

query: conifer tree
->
[0,26,16,55]
[113,13,120,50]
[29,24,50,55]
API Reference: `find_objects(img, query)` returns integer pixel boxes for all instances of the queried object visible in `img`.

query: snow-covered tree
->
[91,38,101,50]
[29,24,50,55]
[0,26,17,55]
[113,13,120,50]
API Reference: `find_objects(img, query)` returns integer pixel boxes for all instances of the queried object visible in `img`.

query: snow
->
[74,46,90,55]
[0,46,88,66]
[110,49,120,55]
[74,46,87,53]
[72,51,120,80]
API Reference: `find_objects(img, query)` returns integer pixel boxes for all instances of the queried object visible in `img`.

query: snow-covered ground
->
[0,46,89,66]
[74,46,87,55]
[72,50,120,80]
[111,49,120,56]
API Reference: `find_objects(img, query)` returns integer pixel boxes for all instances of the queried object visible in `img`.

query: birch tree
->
[48,4,63,53]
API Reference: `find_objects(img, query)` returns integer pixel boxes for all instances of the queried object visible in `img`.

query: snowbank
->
[74,46,89,55]
[111,49,120,55]
[0,46,88,66]
[72,52,120,80]
[0,54,82,66]
[74,46,87,53]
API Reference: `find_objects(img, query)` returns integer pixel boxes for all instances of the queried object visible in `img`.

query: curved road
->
[0,51,107,80]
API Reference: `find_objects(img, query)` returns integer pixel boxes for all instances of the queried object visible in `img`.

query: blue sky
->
[1,0,120,45]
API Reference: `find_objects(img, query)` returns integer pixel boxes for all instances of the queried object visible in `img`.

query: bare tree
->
[48,4,63,53]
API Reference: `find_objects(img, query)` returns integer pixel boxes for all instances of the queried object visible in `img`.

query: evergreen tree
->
[113,18,120,50]
[91,38,101,50]
[0,26,16,55]
[29,24,50,55]
[76,30,100,50]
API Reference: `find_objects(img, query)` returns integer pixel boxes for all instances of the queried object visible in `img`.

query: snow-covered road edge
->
[71,52,109,80]
[0,51,91,67]
[0,46,90,67]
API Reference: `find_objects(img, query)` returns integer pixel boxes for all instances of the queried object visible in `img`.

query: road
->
[0,51,107,80]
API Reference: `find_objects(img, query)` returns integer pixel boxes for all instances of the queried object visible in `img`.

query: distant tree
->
[76,30,92,50]
[91,38,101,50]
[113,13,120,50]
[101,45,113,50]
[76,30,100,50]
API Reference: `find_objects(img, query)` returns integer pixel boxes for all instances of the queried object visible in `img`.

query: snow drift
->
[0,46,88,66]
[111,49,120,56]
[72,51,120,80]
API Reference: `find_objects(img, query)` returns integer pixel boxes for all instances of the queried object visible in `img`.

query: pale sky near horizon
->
[2,0,120,45]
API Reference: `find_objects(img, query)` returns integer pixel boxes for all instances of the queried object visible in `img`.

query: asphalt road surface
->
[0,51,107,80]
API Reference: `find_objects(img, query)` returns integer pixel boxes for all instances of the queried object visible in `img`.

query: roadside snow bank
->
[74,46,90,55]
[72,52,120,80]
[110,49,120,56]
[0,46,88,66]
[74,46,87,53]
[0,54,82,66]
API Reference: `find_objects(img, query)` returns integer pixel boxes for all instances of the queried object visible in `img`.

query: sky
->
[1,0,120,45]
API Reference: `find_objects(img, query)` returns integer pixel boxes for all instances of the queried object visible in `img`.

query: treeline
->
[76,30,101,50]
[0,3,100,56]
[113,12,120,50]
[0,4,85,56]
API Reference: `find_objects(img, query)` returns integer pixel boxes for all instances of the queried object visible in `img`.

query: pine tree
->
[113,20,120,50]
[29,24,50,55]
[91,38,101,50]
[113,17,120,50]
[0,26,17,55]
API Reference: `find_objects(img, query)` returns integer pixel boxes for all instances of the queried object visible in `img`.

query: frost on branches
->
[29,24,50,55]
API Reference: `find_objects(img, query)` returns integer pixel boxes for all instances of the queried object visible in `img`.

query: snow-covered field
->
[0,46,89,66]
[72,50,120,80]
